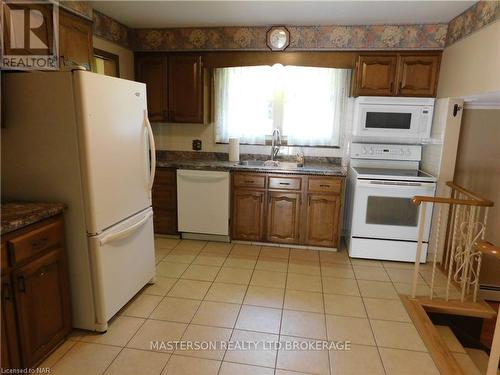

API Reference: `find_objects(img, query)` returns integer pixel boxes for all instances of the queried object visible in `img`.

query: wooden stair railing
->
[408,181,498,374]
[412,181,494,303]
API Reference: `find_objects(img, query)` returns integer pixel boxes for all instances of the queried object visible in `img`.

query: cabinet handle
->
[3,282,11,300]
[17,276,26,293]
[279,182,290,185]
[31,238,48,251]
[319,184,330,188]
[390,81,394,93]
[38,266,49,277]
[244,180,255,184]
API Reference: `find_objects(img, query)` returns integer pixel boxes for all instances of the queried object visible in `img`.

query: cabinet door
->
[397,55,440,97]
[1,275,21,369]
[152,168,177,234]
[13,249,71,368]
[152,186,178,234]
[305,194,340,247]
[355,55,397,96]
[136,56,168,122]
[59,10,93,70]
[232,189,265,241]
[168,55,204,123]
[266,192,301,244]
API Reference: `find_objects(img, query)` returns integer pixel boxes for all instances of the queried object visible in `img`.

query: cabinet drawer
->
[7,220,63,265]
[308,177,342,193]
[233,174,265,188]
[269,176,302,190]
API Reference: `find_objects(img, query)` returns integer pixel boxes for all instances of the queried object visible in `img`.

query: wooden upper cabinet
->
[355,55,397,96]
[168,55,204,123]
[396,55,440,97]
[305,194,341,247]
[59,9,93,70]
[232,189,266,241]
[267,192,301,244]
[354,53,441,97]
[136,56,168,122]
[13,248,71,368]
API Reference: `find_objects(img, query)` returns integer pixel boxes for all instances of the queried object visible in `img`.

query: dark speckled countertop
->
[157,151,347,177]
[1,202,65,235]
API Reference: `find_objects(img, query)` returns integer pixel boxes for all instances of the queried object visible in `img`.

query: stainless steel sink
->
[279,162,302,169]
[237,160,302,169]
[237,160,266,166]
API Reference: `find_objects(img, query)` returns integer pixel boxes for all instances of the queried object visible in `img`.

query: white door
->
[352,180,435,241]
[177,170,230,235]
[73,71,155,234]
[88,207,155,329]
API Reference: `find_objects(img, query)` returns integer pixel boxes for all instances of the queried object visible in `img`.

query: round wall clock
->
[267,26,290,51]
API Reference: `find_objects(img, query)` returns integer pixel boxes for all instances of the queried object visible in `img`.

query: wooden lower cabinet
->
[267,192,301,244]
[232,190,266,241]
[152,168,178,234]
[305,194,341,247]
[1,275,20,369]
[1,215,71,370]
[231,172,344,247]
[14,249,71,367]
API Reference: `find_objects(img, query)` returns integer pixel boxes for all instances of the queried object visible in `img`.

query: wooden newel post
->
[412,202,427,299]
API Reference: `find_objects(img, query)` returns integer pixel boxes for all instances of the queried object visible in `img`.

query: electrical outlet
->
[192,139,202,151]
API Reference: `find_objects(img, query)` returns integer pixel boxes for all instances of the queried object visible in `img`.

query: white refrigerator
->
[1,70,157,332]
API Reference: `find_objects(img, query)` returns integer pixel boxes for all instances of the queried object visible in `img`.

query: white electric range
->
[345,143,437,262]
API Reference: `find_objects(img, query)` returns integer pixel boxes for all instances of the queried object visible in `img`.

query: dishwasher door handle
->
[177,170,229,183]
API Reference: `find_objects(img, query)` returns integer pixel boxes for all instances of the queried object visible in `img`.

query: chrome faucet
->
[270,128,281,161]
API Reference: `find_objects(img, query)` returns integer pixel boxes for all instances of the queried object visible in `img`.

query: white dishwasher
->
[177,169,230,236]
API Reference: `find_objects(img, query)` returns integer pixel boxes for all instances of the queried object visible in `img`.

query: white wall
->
[437,21,500,98]
[152,98,354,165]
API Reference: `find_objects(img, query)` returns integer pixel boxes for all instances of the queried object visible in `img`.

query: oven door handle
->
[357,180,435,189]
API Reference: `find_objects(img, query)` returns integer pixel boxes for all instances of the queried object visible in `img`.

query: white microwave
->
[353,97,435,142]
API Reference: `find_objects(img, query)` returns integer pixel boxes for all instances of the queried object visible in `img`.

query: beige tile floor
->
[41,238,445,375]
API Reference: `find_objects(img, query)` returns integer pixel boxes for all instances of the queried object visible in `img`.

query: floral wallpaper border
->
[446,0,500,46]
[131,24,448,51]
[67,0,500,51]
[93,10,130,49]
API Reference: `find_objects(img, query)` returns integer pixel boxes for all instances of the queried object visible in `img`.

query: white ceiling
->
[91,1,476,29]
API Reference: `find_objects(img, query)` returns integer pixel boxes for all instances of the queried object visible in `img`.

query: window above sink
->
[214,65,351,148]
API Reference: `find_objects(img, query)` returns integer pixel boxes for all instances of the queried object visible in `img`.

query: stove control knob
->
[405,148,412,156]
[400,148,405,155]
[368,148,374,155]
[361,147,367,154]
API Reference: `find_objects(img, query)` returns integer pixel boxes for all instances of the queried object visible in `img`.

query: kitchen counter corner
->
[1,202,66,235]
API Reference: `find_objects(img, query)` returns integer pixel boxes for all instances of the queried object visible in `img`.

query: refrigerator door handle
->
[144,110,156,190]
[99,212,153,246]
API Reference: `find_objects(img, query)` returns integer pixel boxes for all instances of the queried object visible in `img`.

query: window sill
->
[215,142,340,149]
